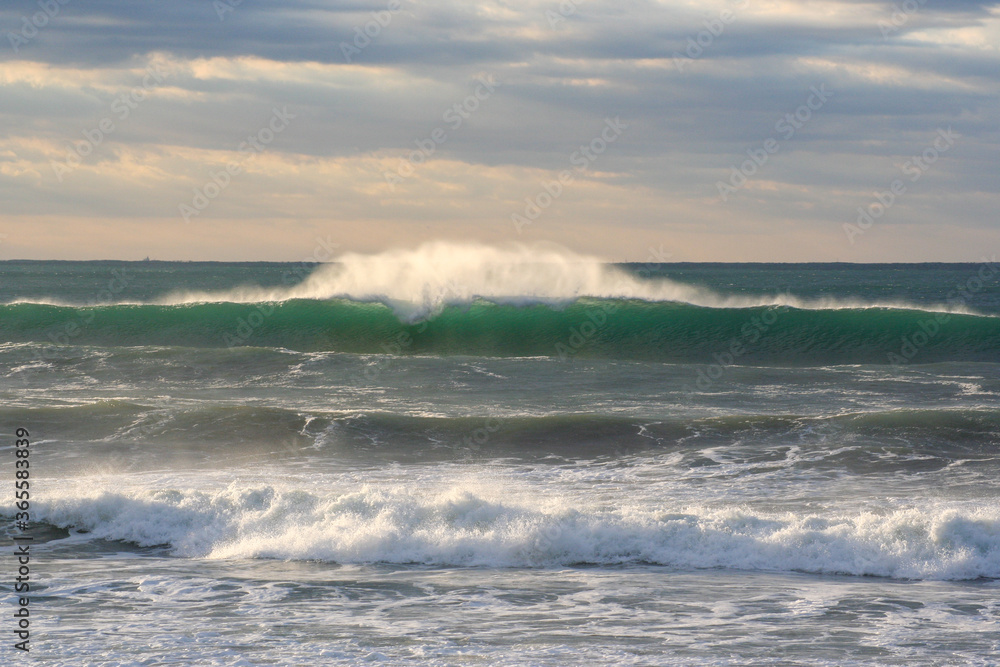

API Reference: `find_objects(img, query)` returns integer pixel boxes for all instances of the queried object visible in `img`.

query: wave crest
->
[153,242,979,320]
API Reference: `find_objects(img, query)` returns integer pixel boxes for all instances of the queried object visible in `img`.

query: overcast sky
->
[0,0,997,261]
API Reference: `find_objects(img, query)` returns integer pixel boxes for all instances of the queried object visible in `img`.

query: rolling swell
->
[5,403,998,467]
[2,298,998,364]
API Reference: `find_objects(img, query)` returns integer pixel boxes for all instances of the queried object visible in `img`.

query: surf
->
[18,475,1000,581]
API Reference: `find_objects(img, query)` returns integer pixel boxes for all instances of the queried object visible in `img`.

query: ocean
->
[2,246,999,665]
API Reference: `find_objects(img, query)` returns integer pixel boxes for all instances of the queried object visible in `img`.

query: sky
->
[0,0,997,262]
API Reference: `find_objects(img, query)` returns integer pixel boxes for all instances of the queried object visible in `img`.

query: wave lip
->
[5,243,985,318]
[20,482,1000,581]
[160,241,988,320]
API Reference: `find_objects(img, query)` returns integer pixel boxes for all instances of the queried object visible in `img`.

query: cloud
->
[0,0,998,260]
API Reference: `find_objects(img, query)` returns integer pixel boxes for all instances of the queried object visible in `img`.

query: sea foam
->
[26,477,1000,581]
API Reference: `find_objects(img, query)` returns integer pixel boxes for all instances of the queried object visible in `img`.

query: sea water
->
[1,245,999,665]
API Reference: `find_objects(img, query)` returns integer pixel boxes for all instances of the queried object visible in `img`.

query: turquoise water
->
[2,258,999,665]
